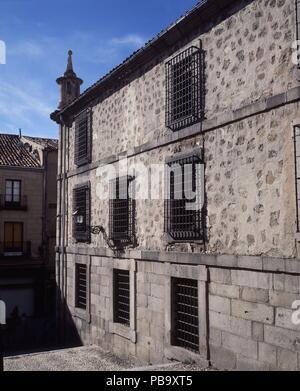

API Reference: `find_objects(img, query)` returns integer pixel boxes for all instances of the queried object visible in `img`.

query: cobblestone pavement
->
[4,346,213,372]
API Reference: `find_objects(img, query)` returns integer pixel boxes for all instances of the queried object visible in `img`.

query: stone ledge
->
[62,246,300,275]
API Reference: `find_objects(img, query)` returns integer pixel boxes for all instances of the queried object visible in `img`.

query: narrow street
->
[4,346,213,372]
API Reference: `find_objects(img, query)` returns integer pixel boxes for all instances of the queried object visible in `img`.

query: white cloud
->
[110,34,146,48]
[9,41,45,58]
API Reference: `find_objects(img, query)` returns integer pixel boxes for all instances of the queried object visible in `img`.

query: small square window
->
[75,263,87,310]
[113,269,130,326]
[171,277,199,352]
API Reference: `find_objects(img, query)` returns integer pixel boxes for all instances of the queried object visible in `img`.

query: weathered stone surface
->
[231,270,270,290]
[209,282,240,299]
[209,295,231,314]
[222,332,258,360]
[231,300,274,324]
[210,311,252,338]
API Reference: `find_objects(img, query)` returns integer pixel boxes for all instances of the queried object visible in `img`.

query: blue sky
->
[0,0,197,139]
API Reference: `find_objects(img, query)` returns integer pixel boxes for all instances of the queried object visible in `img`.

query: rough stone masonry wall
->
[66,0,295,172]
[66,101,299,259]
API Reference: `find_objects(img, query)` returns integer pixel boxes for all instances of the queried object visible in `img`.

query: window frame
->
[113,269,130,327]
[164,150,205,243]
[74,108,92,167]
[75,263,87,311]
[5,179,21,205]
[73,182,91,243]
[109,176,135,246]
[165,45,204,131]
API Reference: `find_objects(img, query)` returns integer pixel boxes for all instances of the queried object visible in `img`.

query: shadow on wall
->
[2,284,82,357]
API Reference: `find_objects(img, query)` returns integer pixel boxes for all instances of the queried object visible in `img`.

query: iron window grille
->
[294,125,300,232]
[166,46,205,131]
[296,0,300,69]
[109,176,135,245]
[73,184,91,243]
[74,109,92,167]
[75,263,87,310]
[171,277,199,353]
[113,269,130,326]
[165,154,204,242]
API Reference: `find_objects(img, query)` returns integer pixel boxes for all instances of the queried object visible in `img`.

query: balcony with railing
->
[0,195,28,211]
[0,241,31,258]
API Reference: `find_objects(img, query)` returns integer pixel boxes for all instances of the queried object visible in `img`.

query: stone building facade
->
[52,0,300,370]
[0,133,58,348]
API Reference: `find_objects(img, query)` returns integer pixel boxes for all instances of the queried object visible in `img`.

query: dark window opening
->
[75,263,87,310]
[172,277,199,352]
[75,109,92,167]
[109,176,135,245]
[73,184,90,243]
[113,269,130,326]
[165,154,204,241]
[5,180,21,205]
[166,46,204,131]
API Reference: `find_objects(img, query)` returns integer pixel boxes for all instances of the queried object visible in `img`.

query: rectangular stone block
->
[275,308,300,331]
[284,275,300,294]
[269,291,299,309]
[232,299,274,324]
[236,356,271,371]
[252,322,264,342]
[222,331,258,360]
[231,270,270,290]
[277,348,298,371]
[264,325,300,352]
[209,345,236,370]
[241,287,269,303]
[258,342,277,366]
[209,282,240,299]
[209,327,222,347]
[209,295,231,314]
[237,256,263,271]
[209,311,252,338]
[210,268,231,285]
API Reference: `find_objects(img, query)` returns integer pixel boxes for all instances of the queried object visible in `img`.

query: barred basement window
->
[294,125,300,232]
[109,176,135,245]
[73,184,90,243]
[172,277,199,352]
[75,109,92,166]
[75,263,87,310]
[166,46,204,131]
[296,0,300,69]
[165,154,204,241]
[114,269,130,326]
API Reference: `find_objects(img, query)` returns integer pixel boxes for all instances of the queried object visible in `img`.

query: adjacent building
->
[0,133,58,338]
[51,0,300,370]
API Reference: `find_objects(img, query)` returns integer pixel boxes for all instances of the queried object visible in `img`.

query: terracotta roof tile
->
[0,134,42,168]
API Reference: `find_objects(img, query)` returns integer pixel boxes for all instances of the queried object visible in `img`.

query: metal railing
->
[0,195,28,211]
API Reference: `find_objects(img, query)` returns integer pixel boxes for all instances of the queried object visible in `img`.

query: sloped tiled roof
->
[0,134,55,168]
[22,136,58,151]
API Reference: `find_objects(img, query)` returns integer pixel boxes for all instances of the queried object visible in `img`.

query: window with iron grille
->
[165,154,204,241]
[166,46,204,131]
[294,125,300,232]
[113,269,130,326]
[75,263,87,310]
[75,109,92,166]
[171,277,199,352]
[109,176,135,245]
[73,184,90,243]
[296,1,300,69]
